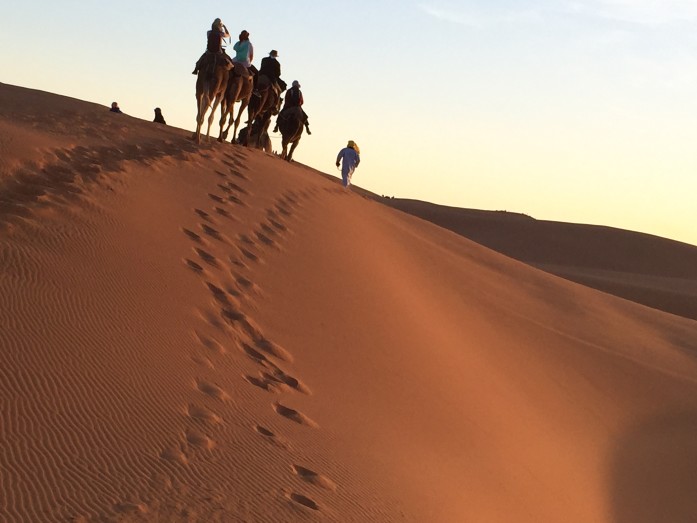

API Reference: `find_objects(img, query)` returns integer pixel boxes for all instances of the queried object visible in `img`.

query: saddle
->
[257,74,282,98]
[202,51,233,76]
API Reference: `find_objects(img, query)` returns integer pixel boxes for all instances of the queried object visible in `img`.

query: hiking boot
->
[192,68,198,75]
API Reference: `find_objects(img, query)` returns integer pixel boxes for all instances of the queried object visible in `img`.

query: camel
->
[194,56,231,144]
[218,67,254,143]
[242,78,282,148]
[237,119,272,153]
[278,106,305,161]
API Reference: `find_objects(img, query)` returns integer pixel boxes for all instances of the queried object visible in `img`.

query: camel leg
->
[218,101,231,142]
[206,95,223,142]
[287,140,300,162]
[233,99,250,143]
[222,102,236,141]
[195,94,209,144]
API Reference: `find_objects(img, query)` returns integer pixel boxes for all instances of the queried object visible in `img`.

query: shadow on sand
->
[611,411,697,523]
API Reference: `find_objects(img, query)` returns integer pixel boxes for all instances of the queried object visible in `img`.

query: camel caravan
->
[193,19,310,161]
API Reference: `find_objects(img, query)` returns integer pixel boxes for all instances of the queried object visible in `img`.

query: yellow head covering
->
[347,140,360,154]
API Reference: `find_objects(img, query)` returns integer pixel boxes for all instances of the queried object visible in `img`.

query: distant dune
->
[2,82,697,522]
[385,199,697,321]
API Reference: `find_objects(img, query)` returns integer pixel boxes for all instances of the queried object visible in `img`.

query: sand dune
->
[385,199,697,321]
[2,83,697,522]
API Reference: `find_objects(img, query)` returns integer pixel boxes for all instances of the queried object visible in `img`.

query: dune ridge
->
[2,83,697,522]
[385,198,697,321]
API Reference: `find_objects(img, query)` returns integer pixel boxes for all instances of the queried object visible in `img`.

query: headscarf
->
[347,140,360,154]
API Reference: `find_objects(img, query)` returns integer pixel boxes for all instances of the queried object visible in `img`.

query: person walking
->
[336,140,360,188]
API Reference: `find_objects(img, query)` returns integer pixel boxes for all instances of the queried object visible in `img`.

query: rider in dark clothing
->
[258,50,286,92]
[192,18,232,75]
[274,80,311,135]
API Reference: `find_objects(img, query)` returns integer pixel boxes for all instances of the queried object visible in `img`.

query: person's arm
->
[249,42,254,63]
[355,153,360,167]
[336,150,343,166]
[299,91,304,106]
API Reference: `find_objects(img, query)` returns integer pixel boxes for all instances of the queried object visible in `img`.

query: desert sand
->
[1,82,697,522]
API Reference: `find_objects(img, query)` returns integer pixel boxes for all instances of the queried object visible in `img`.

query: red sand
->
[2,83,697,522]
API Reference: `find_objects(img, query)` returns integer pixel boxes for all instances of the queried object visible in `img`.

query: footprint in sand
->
[254,230,278,248]
[160,445,189,465]
[221,306,246,324]
[191,354,215,369]
[229,168,249,180]
[232,273,261,296]
[182,227,207,245]
[288,492,320,511]
[265,212,288,231]
[254,425,290,449]
[227,194,246,206]
[194,331,227,355]
[229,257,248,270]
[195,208,216,222]
[263,364,310,394]
[274,203,292,217]
[207,193,227,205]
[205,281,236,307]
[214,206,237,220]
[238,233,256,246]
[245,374,284,393]
[217,183,233,194]
[292,465,337,491]
[238,246,260,263]
[186,404,223,426]
[200,223,226,242]
[214,170,229,179]
[194,247,221,268]
[273,402,318,428]
[195,378,230,401]
[254,338,294,363]
[186,428,216,450]
[241,343,270,364]
[259,222,278,236]
[183,258,206,274]
[196,307,226,331]
[226,182,249,195]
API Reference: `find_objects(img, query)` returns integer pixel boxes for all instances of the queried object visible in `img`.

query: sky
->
[1,0,696,246]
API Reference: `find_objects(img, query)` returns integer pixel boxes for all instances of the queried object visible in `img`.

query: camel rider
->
[258,50,287,95]
[231,30,256,79]
[192,18,232,75]
[273,80,311,135]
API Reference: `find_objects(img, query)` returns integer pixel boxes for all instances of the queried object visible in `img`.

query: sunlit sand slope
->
[2,83,697,522]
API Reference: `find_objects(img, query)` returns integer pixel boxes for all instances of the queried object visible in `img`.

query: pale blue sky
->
[2,1,696,246]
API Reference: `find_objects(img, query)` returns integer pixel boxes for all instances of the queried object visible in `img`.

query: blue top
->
[232,40,253,66]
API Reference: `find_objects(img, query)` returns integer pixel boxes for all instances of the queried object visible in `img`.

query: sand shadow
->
[611,411,697,523]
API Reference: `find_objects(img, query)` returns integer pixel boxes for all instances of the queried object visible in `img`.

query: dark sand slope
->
[385,199,697,320]
[1,83,697,522]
